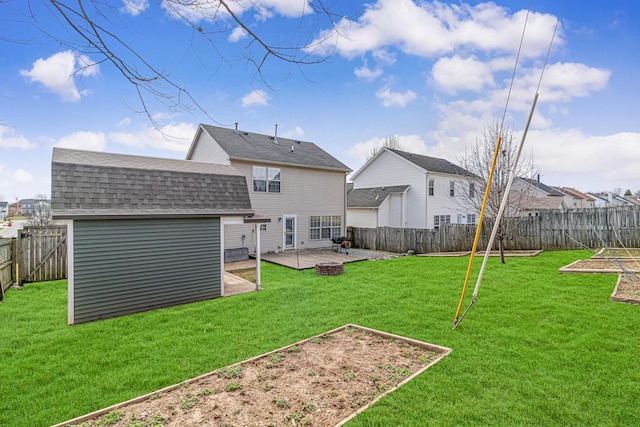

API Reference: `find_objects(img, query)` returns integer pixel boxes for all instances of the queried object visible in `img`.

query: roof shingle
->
[51,148,253,219]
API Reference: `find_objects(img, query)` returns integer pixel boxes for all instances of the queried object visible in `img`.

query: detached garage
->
[51,148,255,324]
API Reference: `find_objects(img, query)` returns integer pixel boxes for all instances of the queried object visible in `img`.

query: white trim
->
[220,217,225,297]
[282,214,297,250]
[65,220,75,325]
[255,224,261,290]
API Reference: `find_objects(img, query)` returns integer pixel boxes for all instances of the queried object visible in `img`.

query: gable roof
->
[387,149,475,176]
[518,177,564,196]
[190,124,351,172]
[554,187,595,201]
[347,185,410,208]
[51,147,253,220]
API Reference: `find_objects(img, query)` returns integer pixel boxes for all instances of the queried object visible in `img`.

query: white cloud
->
[55,131,107,151]
[229,26,248,42]
[161,0,311,23]
[375,86,417,107]
[13,169,33,184]
[282,126,305,139]
[117,117,132,127]
[121,0,150,16]
[310,0,562,59]
[242,89,270,107]
[0,125,37,150]
[20,51,99,102]
[354,63,383,82]
[431,55,495,94]
[109,122,197,152]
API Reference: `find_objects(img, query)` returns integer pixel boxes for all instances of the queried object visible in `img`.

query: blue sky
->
[1,0,639,201]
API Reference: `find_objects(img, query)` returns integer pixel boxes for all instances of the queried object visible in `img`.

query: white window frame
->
[433,214,451,229]
[253,166,281,193]
[310,215,342,240]
[428,179,434,196]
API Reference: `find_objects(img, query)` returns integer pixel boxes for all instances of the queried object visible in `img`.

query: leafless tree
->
[4,1,343,127]
[28,194,52,226]
[367,135,405,161]
[456,121,539,263]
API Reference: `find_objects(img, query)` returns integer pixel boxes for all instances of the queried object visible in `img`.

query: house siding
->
[347,209,378,228]
[352,151,427,228]
[71,217,221,324]
[224,161,346,252]
[425,172,472,228]
[189,131,231,164]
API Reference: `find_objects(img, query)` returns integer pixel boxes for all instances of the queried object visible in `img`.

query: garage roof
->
[52,148,254,219]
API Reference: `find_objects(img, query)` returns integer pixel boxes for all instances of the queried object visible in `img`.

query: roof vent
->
[243,132,249,136]
[291,145,295,153]
[274,123,278,144]
[234,122,239,133]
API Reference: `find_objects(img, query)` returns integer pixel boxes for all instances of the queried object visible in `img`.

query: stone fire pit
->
[315,261,344,276]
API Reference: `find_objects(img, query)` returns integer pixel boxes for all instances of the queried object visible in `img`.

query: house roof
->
[386,149,475,176]
[555,187,595,201]
[347,185,410,208]
[51,147,254,220]
[192,124,351,172]
[518,177,564,196]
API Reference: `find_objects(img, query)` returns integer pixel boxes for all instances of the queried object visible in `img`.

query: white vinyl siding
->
[225,161,346,253]
[187,130,231,164]
[352,150,427,228]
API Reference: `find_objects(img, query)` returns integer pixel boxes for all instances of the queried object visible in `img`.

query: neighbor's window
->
[450,181,455,197]
[467,214,476,225]
[433,215,451,229]
[469,183,475,198]
[428,179,434,196]
[310,215,342,240]
[253,166,281,193]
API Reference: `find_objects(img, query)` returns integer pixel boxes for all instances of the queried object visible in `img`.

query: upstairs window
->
[428,179,434,196]
[450,181,455,197]
[433,215,451,229]
[253,166,281,193]
[469,183,475,198]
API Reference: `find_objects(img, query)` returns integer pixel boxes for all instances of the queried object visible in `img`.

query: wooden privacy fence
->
[0,239,13,298]
[18,225,68,284]
[348,206,640,254]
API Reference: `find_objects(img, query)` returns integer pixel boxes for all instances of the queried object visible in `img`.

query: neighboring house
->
[587,192,610,208]
[552,187,596,209]
[348,148,477,229]
[509,177,566,216]
[19,199,36,216]
[186,124,351,253]
[51,147,262,324]
[0,201,7,220]
[347,185,410,228]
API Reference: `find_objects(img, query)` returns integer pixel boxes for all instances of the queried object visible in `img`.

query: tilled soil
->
[63,325,449,427]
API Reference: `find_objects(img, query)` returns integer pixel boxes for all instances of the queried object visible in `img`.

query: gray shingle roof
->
[387,149,475,176]
[51,148,253,219]
[197,124,351,172]
[519,177,564,196]
[348,185,410,208]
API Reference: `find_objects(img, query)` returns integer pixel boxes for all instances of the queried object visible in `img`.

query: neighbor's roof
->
[347,185,410,208]
[51,147,253,219]
[387,149,475,176]
[191,124,351,172]
[519,177,564,196]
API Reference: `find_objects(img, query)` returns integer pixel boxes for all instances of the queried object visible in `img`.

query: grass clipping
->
[59,325,450,427]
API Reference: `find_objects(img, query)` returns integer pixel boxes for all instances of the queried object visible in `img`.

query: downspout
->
[344,172,348,237]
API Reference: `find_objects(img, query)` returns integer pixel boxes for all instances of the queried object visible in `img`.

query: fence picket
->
[349,207,640,253]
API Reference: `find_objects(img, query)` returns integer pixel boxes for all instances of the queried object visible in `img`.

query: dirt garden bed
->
[57,325,451,427]
[559,259,640,274]
[592,248,640,259]
[559,250,640,305]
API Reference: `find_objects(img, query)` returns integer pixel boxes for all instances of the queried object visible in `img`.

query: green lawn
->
[1,250,638,426]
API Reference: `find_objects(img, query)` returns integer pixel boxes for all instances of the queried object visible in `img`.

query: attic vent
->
[291,145,295,153]
[243,132,249,136]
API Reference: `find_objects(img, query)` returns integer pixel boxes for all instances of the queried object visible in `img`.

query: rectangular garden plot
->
[559,259,640,274]
[592,247,640,259]
[611,274,640,305]
[56,324,451,427]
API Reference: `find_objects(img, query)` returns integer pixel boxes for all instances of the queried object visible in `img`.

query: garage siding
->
[72,218,221,324]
